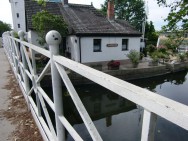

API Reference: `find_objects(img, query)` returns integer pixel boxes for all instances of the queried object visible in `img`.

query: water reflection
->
[63,85,143,141]
[50,71,188,141]
[130,70,187,92]
[129,71,188,105]
[64,86,137,122]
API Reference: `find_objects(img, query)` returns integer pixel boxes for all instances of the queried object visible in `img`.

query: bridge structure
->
[2,30,188,141]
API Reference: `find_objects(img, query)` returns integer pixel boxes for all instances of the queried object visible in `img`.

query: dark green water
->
[54,71,188,141]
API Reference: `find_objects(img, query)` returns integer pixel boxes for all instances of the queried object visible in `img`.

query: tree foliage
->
[157,0,188,31]
[32,0,68,45]
[0,21,11,37]
[101,0,146,31]
[145,21,158,46]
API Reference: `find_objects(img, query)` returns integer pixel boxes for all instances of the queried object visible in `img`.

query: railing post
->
[46,30,65,141]
[18,30,30,108]
[141,109,157,141]
[8,31,14,66]
[7,31,12,62]
[10,31,19,75]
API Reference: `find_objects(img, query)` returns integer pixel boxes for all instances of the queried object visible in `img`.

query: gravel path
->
[0,48,42,141]
[0,48,16,140]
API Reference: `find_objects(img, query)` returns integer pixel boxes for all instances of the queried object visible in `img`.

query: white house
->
[11,0,142,64]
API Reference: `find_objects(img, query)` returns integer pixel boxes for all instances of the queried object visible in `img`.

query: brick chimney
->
[107,0,115,21]
[62,0,68,6]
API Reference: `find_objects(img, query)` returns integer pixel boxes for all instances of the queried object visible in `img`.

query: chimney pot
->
[107,0,115,21]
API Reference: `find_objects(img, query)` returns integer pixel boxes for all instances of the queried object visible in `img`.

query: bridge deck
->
[0,48,16,140]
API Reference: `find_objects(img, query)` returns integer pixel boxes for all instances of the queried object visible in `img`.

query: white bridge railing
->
[2,30,188,141]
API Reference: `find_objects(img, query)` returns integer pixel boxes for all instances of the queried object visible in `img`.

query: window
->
[122,39,128,51]
[16,13,19,18]
[93,39,101,52]
[18,24,20,28]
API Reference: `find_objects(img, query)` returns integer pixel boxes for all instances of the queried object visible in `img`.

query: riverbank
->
[41,58,188,86]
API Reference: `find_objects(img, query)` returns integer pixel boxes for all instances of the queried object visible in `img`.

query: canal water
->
[49,70,188,141]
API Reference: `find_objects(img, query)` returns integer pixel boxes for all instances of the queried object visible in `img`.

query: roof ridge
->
[25,0,141,36]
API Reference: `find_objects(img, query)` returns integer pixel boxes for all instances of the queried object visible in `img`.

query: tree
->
[157,0,188,31]
[101,0,146,31]
[145,21,158,46]
[32,0,68,45]
[0,21,11,37]
[32,10,68,45]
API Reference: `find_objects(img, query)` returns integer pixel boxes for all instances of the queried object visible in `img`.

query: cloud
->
[146,0,170,30]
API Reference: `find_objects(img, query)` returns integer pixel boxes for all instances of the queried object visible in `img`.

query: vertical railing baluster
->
[9,32,14,67]
[7,32,12,63]
[18,30,30,109]
[31,49,42,116]
[141,109,157,141]
[10,31,19,75]
[46,30,65,141]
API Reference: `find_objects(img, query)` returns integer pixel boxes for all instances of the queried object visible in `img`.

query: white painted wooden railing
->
[2,30,188,141]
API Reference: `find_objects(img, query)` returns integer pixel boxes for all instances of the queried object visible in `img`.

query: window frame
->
[16,13,19,18]
[93,39,102,52]
[122,39,129,51]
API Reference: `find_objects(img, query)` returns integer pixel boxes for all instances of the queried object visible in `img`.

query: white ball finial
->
[18,30,25,38]
[10,31,14,37]
[18,30,25,41]
[46,30,62,45]
[7,31,11,36]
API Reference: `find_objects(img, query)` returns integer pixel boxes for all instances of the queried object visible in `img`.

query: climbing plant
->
[32,0,68,45]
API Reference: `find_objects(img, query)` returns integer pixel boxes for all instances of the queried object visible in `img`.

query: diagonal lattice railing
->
[2,30,188,141]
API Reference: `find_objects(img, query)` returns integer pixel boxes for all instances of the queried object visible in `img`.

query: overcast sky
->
[0,0,170,30]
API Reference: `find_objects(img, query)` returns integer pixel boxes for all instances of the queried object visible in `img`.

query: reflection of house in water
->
[63,87,136,126]
[83,93,136,127]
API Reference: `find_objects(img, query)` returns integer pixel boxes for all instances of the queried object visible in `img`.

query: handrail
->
[54,55,188,130]
[2,30,188,141]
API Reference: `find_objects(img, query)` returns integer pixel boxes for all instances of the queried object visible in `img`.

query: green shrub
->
[146,44,157,54]
[178,53,186,62]
[163,39,178,53]
[150,51,159,62]
[13,31,19,38]
[127,50,140,67]
[185,52,188,58]
[158,45,167,53]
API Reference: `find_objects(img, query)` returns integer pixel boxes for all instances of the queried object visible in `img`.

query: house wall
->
[28,30,47,49]
[9,0,26,32]
[66,36,80,62]
[80,37,140,63]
